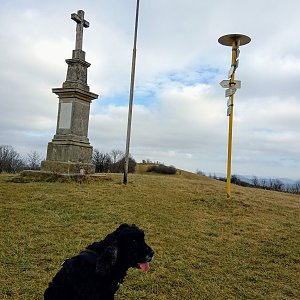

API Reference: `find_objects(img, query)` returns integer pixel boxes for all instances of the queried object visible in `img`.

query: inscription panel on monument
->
[58,102,72,129]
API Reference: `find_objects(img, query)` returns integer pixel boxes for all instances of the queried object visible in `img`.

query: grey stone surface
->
[41,160,95,174]
[41,10,98,174]
[71,10,89,51]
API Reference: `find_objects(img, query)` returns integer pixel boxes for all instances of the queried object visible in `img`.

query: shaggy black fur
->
[44,224,154,300]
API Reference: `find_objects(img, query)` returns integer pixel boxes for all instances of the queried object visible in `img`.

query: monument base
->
[41,140,95,174]
[11,170,109,184]
[41,160,95,174]
[46,140,93,162]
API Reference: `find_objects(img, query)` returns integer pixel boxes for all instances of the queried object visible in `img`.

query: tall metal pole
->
[218,34,251,198]
[226,40,237,199]
[123,0,140,184]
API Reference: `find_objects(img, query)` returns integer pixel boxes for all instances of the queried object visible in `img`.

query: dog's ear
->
[116,223,131,232]
[96,241,118,276]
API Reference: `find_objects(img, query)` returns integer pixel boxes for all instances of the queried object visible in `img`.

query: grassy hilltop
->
[1,166,300,299]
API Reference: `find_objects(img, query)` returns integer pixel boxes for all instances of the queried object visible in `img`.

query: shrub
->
[93,149,136,173]
[113,155,137,173]
[196,169,205,176]
[147,164,177,175]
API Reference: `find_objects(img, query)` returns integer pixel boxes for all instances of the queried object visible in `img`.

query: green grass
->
[1,169,300,299]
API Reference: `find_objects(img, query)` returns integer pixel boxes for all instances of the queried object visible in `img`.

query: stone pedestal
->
[41,14,99,175]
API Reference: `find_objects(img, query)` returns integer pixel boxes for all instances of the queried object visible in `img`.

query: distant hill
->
[236,175,299,186]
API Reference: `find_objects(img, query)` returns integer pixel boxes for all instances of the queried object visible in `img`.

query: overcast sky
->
[1,0,300,179]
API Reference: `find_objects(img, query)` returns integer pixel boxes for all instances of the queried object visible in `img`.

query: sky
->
[1,0,300,180]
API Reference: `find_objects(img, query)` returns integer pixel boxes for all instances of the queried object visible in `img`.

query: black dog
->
[44,224,154,300]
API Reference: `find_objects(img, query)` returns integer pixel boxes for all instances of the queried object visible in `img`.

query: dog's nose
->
[148,249,154,258]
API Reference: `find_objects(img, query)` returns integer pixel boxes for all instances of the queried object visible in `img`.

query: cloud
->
[1,0,300,179]
[89,82,229,173]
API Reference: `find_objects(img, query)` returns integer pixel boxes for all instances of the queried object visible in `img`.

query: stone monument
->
[41,10,98,174]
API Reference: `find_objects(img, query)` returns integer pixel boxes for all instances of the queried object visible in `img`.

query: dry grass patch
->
[1,172,300,299]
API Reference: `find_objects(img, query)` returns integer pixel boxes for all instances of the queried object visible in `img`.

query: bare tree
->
[114,155,136,173]
[93,149,136,174]
[251,176,259,187]
[291,181,300,194]
[196,169,205,176]
[260,178,268,189]
[0,145,25,173]
[110,149,124,172]
[110,149,124,164]
[26,151,43,170]
[269,178,284,192]
[93,149,112,173]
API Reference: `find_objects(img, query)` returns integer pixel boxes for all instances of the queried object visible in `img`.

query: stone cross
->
[71,10,89,50]
[41,10,98,175]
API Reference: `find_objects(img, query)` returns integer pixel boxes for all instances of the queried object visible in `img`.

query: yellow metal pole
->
[219,33,250,199]
[226,98,233,198]
[226,40,237,198]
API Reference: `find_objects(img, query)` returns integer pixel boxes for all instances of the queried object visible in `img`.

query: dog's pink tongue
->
[138,262,150,272]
